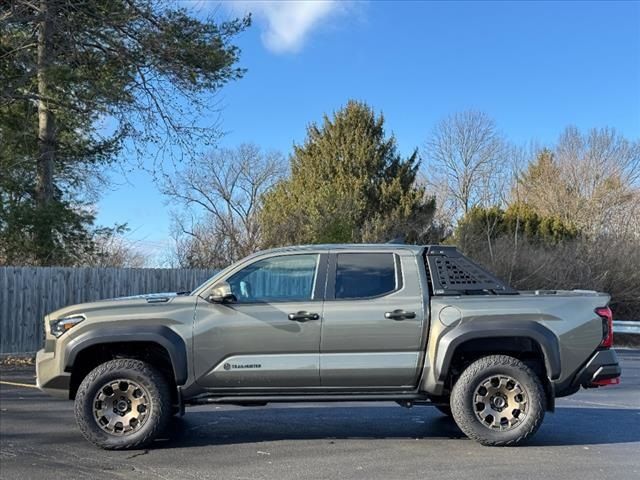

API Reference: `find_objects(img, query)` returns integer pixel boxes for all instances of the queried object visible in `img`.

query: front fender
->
[64,325,188,385]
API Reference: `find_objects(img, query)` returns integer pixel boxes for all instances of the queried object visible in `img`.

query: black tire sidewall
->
[75,359,171,449]
[451,355,546,446]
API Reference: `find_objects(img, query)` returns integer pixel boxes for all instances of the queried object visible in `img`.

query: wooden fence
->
[0,266,218,355]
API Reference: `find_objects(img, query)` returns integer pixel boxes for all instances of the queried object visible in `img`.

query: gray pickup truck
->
[36,244,621,449]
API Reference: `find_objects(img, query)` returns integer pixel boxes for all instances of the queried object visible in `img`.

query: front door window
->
[227,254,319,303]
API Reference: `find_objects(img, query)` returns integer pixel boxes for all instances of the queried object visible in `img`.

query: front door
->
[320,251,426,388]
[193,253,326,388]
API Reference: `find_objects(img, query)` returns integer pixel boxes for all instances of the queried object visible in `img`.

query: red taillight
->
[593,377,620,386]
[595,306,613,348]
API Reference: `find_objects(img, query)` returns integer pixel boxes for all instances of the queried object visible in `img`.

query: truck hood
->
[47,291,193,321]
[109,291,190,301]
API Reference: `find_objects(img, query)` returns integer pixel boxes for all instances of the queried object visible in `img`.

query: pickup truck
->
[36,244,621,449]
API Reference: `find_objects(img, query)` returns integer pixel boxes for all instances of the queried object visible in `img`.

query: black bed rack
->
[424,246,518,296]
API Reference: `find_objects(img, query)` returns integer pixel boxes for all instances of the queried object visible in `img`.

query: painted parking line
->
[0,380,38,389]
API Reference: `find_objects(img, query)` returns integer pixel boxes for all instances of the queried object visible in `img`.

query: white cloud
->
[228,1,346,54]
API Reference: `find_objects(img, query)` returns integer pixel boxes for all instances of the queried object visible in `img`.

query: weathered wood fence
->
[0,267,218,355]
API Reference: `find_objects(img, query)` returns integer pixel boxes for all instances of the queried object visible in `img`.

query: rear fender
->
[435,320,562,383]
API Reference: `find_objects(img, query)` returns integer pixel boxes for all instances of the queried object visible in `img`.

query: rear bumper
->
[572,348,621,389]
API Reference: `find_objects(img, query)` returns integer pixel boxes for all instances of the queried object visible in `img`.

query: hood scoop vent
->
[146,296,171,303]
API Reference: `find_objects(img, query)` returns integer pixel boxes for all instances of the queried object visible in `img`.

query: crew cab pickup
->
[36,244,621,449]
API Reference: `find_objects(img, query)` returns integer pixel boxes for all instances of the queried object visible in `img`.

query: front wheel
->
[74,359,172,449]
[450,355,546,446]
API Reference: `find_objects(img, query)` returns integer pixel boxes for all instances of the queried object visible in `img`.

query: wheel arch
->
[433,321,560,411]
[435,321,561,385]
[64,325,188,399]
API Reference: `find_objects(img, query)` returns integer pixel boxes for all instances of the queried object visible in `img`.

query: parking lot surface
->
[1,350,639,480]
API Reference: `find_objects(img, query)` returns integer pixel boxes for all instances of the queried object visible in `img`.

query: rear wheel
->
[74,359,172,449]
[450,355,546,446]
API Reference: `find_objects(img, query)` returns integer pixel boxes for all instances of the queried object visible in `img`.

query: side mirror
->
[207,281,236,304]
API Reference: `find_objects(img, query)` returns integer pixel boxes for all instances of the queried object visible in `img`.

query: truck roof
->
[257,243,430,255]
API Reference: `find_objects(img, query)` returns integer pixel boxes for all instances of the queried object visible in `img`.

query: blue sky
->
[96,0,640,264]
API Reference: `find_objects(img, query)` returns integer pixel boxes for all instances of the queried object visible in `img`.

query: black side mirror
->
[208,281,236,303]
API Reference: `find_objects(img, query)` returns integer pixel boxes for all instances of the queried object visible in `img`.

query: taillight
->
[595,306,613,348]
[593,377,620,386]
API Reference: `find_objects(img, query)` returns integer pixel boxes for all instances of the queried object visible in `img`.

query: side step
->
[187,392,428,406]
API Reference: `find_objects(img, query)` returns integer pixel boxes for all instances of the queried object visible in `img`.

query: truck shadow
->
[157,405,640,449]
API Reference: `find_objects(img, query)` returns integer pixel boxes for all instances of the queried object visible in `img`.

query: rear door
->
[320,250,426,387]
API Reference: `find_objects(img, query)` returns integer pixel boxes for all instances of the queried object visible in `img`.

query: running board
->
[187,392,428,406]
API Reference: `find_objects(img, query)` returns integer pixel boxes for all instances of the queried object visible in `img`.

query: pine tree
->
[1,1,249,264]
[260,100,436,246]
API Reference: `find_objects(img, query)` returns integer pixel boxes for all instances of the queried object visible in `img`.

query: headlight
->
[50,315,85,338]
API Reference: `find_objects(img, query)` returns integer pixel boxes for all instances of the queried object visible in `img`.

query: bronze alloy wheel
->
[92,379,151,436]
[473,374,528,431]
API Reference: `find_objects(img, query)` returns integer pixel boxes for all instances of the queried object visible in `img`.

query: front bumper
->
[36,349,70,399]
[572,348,621,389]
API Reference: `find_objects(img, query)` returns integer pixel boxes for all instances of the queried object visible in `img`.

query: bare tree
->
[418,172,456,237]
[89,236,148,268]
[163,144,285,268]
[75,226,149,267]
[461,127,640,318]
[518,127,640,237]
[424,111,511,261]
[424,110,509,222]
[464,233,640,319]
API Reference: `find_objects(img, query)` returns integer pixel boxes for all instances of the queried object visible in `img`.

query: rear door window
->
[334,253,398,299]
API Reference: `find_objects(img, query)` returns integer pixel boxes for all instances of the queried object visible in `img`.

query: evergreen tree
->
[1,1,249,264]
[260,101,436,246]
[455,203,578,252]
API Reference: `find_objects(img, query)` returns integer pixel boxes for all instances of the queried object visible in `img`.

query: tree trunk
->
[35,0,56,264]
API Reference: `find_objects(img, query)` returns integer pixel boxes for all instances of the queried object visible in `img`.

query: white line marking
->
[0,380,38,389]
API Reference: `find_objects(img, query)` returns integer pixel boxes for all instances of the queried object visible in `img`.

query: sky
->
[95,0,640,265]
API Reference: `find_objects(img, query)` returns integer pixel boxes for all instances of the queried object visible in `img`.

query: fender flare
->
[435,320,562,382]
[64,325,188,385]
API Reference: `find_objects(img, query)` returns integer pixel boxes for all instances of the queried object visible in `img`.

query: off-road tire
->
[74,359,172,450]
[450,355,546,446]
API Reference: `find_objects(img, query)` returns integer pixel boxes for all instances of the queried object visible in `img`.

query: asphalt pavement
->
[1,350,639,480]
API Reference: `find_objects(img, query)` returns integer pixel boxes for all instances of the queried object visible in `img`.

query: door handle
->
[288,311,320,322]
[385,309,416,320]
